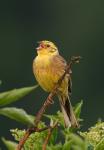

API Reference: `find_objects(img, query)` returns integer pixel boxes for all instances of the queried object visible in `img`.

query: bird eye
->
[46,44,50,47]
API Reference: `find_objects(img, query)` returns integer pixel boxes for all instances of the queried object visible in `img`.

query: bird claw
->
[71,56,82,63]
[48,96,54,104]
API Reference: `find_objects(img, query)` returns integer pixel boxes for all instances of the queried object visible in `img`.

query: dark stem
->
[42,121,58,150]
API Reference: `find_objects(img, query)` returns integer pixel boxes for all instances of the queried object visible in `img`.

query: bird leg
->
[47,95,54,104]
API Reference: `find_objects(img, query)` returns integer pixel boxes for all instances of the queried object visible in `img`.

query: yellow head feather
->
[36,40,59,56]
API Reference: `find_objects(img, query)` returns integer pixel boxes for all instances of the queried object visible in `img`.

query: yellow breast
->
[33,55,60,92]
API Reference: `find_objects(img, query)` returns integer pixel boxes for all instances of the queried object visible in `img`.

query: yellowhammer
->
[33,40,78,128]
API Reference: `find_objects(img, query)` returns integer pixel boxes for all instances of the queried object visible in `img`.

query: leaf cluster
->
[0,85,104,150]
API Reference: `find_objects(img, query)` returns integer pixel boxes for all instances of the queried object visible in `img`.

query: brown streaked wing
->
[51,55,67,74]
[51,54,72,95]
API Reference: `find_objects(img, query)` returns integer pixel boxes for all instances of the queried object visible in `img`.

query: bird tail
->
[59,96,79,128]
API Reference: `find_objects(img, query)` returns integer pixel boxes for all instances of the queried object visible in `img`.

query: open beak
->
[36,41,45,50]
[36,46,41,50]
[36,41,41,50]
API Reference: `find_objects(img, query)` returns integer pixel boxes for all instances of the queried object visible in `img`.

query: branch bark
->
[42,121,58,150]
[16,56,81,150]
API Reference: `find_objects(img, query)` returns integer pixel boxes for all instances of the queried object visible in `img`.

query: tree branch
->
[16,56,81,150]
[42,121,58,150]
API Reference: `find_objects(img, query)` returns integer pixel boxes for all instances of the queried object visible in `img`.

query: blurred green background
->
[0,0,104,149]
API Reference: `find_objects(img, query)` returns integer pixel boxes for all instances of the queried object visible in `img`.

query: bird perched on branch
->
[33,40,78,128]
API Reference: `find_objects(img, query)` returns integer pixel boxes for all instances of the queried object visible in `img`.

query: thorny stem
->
[16,56,81,150]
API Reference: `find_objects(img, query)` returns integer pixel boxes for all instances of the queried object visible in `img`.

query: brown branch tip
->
[42,121,58,150]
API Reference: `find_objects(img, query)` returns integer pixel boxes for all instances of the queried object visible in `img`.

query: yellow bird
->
[33,40,78,128]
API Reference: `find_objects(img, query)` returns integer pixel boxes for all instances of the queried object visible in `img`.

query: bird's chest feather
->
[34,55,59,91]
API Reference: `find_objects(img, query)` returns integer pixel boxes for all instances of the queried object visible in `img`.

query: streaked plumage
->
[33,40,78,127]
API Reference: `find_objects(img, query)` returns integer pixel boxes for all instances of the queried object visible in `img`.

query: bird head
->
[36,40,59,55]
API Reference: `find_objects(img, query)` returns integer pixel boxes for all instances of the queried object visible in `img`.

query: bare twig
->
[42,121,58,150]
[16,56,81,150]
[16,128,34,150]
[34,56,81,126]
[16,126,51,150]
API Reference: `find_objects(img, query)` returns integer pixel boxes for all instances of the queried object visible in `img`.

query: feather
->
[33,41,78,128]
[59,95,78,128]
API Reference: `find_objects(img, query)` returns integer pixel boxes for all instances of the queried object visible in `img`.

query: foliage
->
[80,121,104,150]
[0,85,38,107]
[1,138,17,150]
[0,107,34,126]
[0,85,104,150]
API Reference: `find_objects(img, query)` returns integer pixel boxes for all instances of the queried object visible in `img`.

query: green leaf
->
[95,137,104,150]
[0,85,38,107]
[44,111,65,127]
[47,143,62,150]
[74,100,83,118]
[68,134,90,150]
[49,127,58,145]
[0,107,34,125]
[87,144,94,150]
[63,140,72,150]
[69,134,84,145]
[2,138,17,150]
[71,145,82,150]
